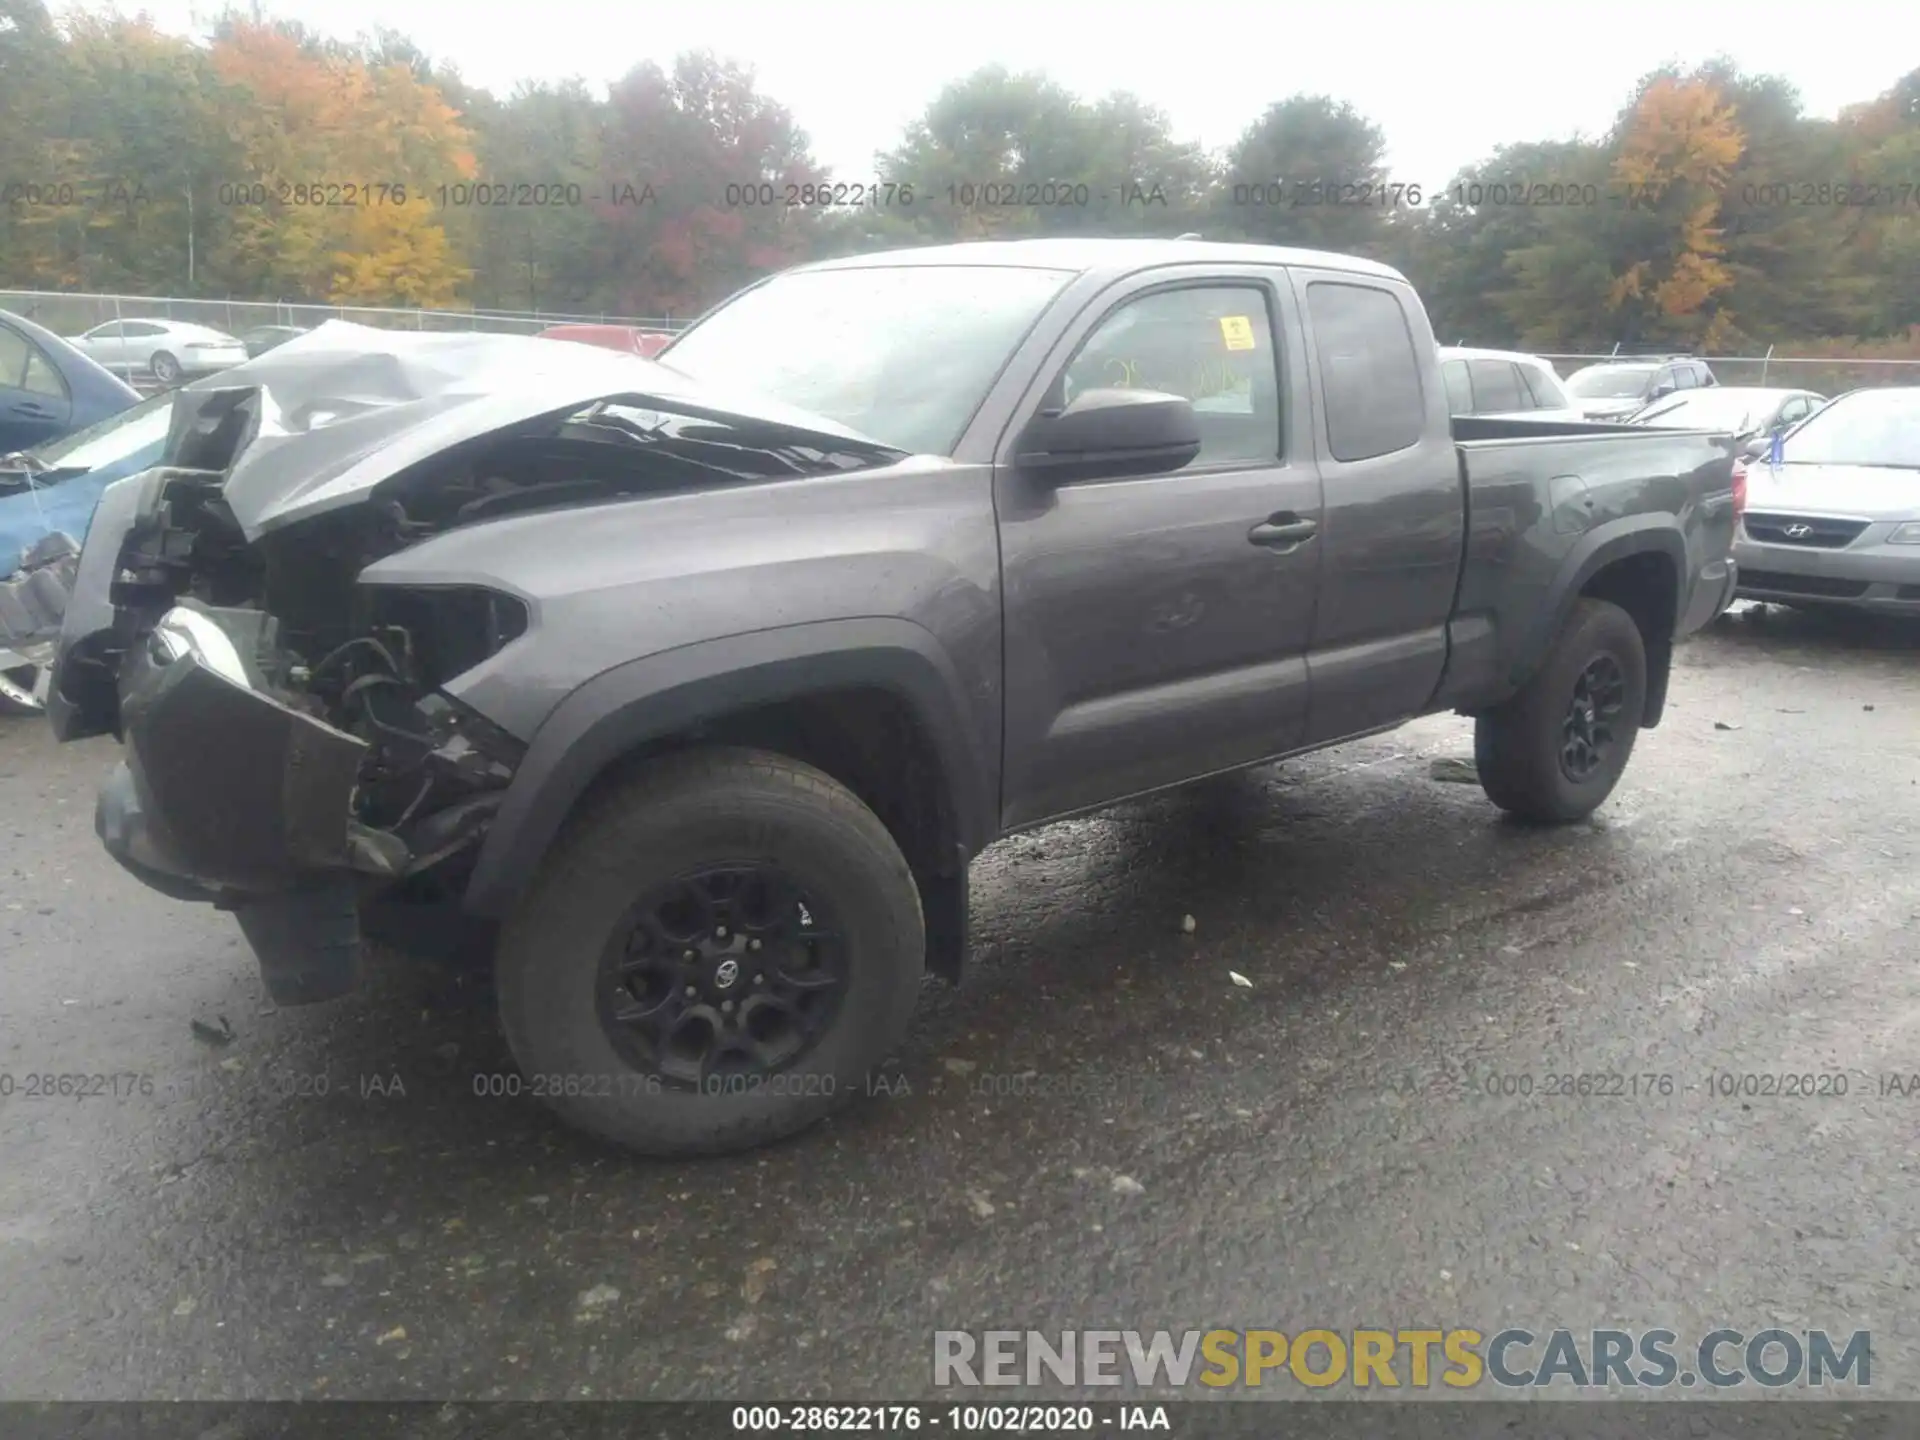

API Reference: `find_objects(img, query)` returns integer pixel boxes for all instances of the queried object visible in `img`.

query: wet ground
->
[2,603,1917,1401]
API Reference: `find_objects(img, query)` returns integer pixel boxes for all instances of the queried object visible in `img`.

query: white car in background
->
[1625,386,1826,453]
[1439,346,1586,423]
[64,319,249,387]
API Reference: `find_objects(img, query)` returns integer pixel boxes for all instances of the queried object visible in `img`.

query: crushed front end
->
[48,322,900,1006]
[58,449,526,1004]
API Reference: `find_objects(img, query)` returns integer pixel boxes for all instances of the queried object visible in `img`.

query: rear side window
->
[1520,362,1569,410]
[1441,359,1472,414]
[23,347,67,397]
[0,326,30,388]
[1466,359,1524,413]
[1306,282,1425,462]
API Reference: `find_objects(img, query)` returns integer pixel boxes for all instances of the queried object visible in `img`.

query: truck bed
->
[1434,418,1741,716]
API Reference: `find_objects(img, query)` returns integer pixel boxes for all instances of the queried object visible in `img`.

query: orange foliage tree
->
[207,19,475,306]
[1605,77,1745,346]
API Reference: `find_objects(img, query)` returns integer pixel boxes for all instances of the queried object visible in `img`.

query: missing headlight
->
[360,585,529,692]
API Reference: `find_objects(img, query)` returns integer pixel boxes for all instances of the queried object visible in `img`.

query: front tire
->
[1474,597,1647,823]
[495,747,925,1156]
[150,350,183,386]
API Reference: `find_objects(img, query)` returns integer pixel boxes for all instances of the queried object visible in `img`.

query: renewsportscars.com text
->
[933,1328,1871,1390]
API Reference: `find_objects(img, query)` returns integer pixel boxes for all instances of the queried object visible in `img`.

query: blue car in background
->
[0,391,175,712]
[0,308,141,454]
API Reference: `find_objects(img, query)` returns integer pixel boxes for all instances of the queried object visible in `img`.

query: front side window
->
[1441,359,1472,414]
[1055,285,1282,466]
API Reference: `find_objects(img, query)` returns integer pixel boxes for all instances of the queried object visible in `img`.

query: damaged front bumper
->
[98,603,386,1002]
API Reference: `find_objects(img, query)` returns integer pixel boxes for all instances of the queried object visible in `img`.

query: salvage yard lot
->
[1,603,1917,1399]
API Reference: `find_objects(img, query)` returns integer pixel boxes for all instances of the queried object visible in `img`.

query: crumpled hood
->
[167,321,894,539]
[1745,462,1920,522]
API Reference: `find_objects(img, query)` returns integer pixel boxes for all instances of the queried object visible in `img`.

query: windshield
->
[1566,364,1657,399]
[1778,388,1920,469]
[29,391,176,469]
[1632,390,1765,432]
[661,265,1074,456]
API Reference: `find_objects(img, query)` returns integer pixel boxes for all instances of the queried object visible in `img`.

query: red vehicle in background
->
[536,324,674,359]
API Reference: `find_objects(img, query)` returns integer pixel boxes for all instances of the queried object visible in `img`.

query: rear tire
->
[495,747,925,1156]
[1475,598,1647,823]
[150,350,182,386]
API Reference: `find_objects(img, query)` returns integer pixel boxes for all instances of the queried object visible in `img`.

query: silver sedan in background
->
[1733,387,1920,615]
[64,319,249,387]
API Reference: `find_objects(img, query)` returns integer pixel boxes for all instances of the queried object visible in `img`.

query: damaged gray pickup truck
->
[48,238,1743,1155]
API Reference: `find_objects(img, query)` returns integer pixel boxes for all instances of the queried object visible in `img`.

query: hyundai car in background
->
[0,308,140,453]
[66,319,250,387]
[1733,386,1920,614]
[1628,387,1826,452]
[1439,346,1585,422]
[1565,356,1717,420]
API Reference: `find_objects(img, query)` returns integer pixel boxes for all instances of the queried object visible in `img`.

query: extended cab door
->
[1288,270,1464,743]
[994,267,1323,828]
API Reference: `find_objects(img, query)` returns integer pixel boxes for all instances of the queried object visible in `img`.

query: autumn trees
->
[1419,62,1920,351]
[0,5,1915,354]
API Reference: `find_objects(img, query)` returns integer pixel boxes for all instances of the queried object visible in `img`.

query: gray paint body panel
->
[54,238,1739,935]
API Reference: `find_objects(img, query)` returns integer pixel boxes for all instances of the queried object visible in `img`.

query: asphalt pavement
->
[2,603,1917,1402]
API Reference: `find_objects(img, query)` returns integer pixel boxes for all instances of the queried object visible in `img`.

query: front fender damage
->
[50,325,898,1005]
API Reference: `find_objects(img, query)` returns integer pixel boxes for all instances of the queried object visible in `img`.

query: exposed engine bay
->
[51,331,900,908]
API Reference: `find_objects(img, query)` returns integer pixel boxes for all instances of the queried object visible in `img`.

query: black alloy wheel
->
[1559,654,1627,783]
[598,862,848,1086]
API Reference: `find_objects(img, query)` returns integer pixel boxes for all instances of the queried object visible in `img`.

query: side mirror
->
[1650,382,1676,399]
[1016,388,1201,482]
[1739,434,1769,459]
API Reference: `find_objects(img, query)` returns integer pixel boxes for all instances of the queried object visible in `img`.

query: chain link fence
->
[1540,352,1920,396]
[0,289,687,340]
[8,292,1917,399]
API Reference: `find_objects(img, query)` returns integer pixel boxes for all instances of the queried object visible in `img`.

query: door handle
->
[1248,514,1318,547]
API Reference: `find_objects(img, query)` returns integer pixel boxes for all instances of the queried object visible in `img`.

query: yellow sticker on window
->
[1219,315,1257,351]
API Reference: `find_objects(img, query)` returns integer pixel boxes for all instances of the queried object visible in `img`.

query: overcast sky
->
[86,0,1913,187]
